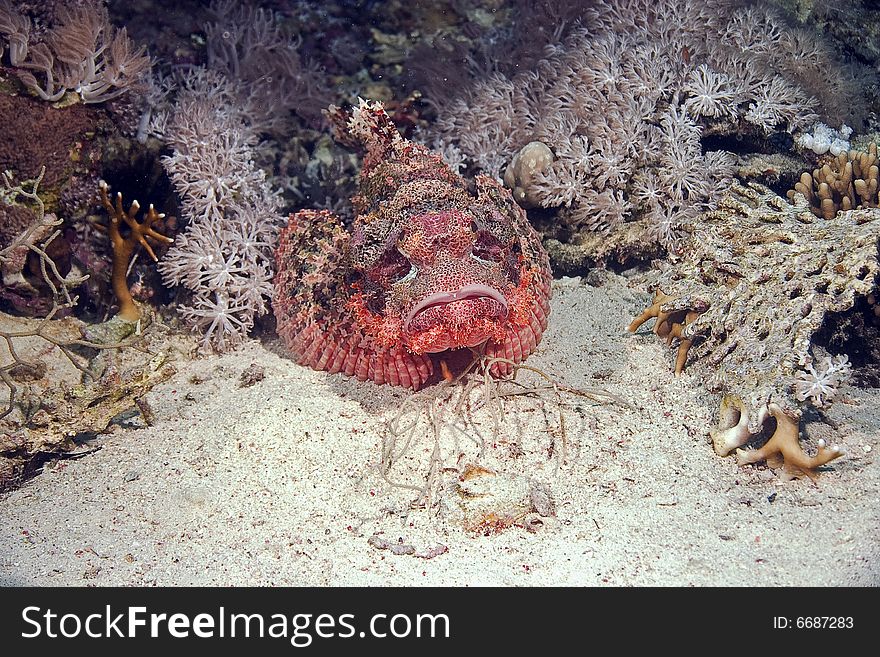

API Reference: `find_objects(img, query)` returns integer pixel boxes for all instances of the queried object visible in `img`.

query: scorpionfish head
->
[347,207,523,354]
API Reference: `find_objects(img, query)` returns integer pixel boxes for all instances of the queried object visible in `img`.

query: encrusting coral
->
[628,181,879,479]
[0,91,109,212]
[787,142,880,219]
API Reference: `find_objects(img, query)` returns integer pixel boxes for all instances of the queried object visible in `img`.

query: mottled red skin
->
[273,100,552,389]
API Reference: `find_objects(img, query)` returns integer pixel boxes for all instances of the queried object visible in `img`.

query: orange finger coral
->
[96,181,172,324]
[626,291,707,375]
[735,404,844,482]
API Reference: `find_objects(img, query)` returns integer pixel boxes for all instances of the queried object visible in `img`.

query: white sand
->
[1,273,877,586]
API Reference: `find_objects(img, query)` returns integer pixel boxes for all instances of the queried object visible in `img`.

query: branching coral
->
[0,169,86,326]
[0,0,151,104]
[628,182,879,479]
[702,393,844,482]
[0,332,175,490]
[787,143,880,219]
[92,182,172,328]
[627,292,708,375]
[733,404,843,482]
[0,170,179,490]
[0,170,133,415]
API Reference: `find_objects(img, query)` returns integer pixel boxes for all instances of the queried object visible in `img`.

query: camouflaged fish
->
[272,100,552,389]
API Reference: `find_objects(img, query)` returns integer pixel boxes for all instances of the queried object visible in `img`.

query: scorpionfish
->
[273,99,552,390]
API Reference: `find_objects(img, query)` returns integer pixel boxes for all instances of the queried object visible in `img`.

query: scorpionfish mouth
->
[403,284,509,354]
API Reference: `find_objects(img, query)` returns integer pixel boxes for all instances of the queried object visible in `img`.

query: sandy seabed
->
[1,273,877,586]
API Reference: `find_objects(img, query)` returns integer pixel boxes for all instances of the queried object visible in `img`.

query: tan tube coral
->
[788,143,880,219]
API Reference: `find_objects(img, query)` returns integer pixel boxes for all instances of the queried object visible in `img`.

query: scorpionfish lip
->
[404,285,508,331]
[403,286,509,353]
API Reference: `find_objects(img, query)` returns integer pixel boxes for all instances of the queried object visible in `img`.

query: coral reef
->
[432,0,876,266]
[787,142,880,219]
[0,157,179,493]
[0,11,142,319]
[628,182,879,478]
[273,100,552,389]
[139,0,332,146]
[147,0,341,351]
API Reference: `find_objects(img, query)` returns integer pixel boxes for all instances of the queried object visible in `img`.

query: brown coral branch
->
[627,292,676,335]
[98,182,172,322]
[627,292,706,374]
[735,403,844,481]
[666,310,702,375]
